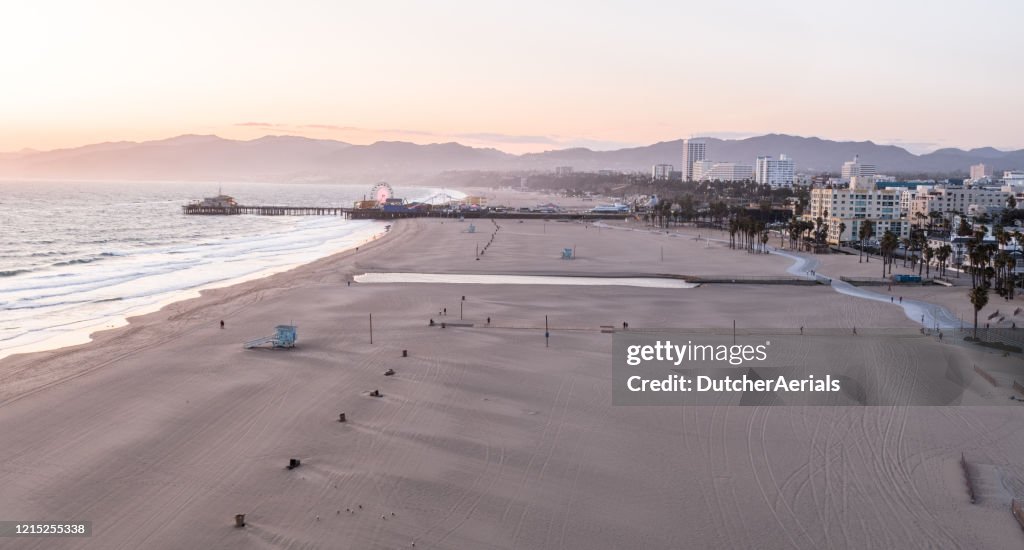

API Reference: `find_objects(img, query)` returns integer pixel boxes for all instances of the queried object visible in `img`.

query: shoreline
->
[0,219,390,361]
[0,217,406,404]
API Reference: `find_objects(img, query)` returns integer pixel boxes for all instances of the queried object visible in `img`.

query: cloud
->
[234,121,280,128]
[454,132,640,151]
[300,124,364,132]
[877,138,943,154]
[455,132,559,145]
[299,124,438,137]
[691,130,763,140]
[556,138,641,151]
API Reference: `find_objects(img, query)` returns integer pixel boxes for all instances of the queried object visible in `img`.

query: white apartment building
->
[694,161,754,182]
[652,164,674,180]
[681,139,706,181]
[1004,170,1024,185]
[691,160,712,181]
[908,185,1010,220]
[755,154,795,187]
[841,155,876,181]
[806,177,907,244]
[1002,171,1024,198]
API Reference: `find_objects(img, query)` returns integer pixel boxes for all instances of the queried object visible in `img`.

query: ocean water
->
[0,180,459,359]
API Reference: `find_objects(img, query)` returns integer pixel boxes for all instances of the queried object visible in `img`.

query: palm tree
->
[859,220,874,263]
[937,244,952,278]
[969,285,989,340]
[880,231,899,277]
[922,244,934,277]
[837,222,847,246]
[913,211,927,229]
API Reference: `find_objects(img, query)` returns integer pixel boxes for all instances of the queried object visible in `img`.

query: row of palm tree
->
[727,217,770,254]
[961,224,1023,338]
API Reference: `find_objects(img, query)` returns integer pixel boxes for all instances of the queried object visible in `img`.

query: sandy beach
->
[2,214,1023,549]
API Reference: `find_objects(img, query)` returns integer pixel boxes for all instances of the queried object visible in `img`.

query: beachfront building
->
[841,155,876,182]
[755,154,795,187]
[652,164,674,180]
[908,185,1010,221]
[806,176,908,244]
[693,161,754,182]
[681,139,706,181]
[554,166,574,176]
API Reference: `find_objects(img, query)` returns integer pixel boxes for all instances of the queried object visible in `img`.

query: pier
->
[181,204,630,221]
[182,205,349,216]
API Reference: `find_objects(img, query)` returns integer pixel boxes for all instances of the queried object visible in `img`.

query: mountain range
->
[2,133,1022,182]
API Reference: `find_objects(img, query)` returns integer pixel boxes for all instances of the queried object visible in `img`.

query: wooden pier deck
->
[182,205,349,216]
[182,204,630,221]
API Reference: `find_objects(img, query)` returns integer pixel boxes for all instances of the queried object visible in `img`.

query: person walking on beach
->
[899,296,903,303]
[220,320,224,329]
[443,308,447,316]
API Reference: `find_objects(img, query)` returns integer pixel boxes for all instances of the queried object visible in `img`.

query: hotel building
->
[806,176,908,244]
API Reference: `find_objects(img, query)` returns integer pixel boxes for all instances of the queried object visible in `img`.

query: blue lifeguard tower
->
[244,324,297,349]
[561,248,574,259]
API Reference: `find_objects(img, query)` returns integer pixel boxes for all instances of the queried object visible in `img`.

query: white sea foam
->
[0,181,445,359]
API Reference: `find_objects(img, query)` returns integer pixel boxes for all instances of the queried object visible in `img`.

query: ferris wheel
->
[371,182,394,204]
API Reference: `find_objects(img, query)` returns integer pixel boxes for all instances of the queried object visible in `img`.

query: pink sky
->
[2,0,1022,155]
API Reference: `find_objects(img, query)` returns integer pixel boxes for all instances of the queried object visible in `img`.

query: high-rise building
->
[755,154,795,187]
[652,164,674,180]
[681,139,706,181]
[554,166,573,176]
[970,163,992,180]
[841,155,876,181]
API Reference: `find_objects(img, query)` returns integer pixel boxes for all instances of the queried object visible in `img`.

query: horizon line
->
[3,132,1022,158]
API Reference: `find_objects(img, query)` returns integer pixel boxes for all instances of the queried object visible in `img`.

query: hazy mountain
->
[0,135,352,181]
[321,141,511,178]
[526,134,1024,175]
[2,133,1023,182]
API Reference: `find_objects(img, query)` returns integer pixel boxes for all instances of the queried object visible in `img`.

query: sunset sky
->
[2,0,1021,154]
